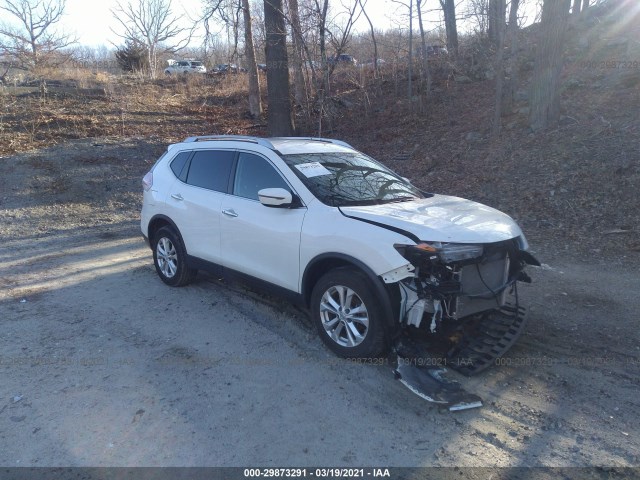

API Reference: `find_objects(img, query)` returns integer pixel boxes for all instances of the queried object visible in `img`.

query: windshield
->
[283,151,424,207]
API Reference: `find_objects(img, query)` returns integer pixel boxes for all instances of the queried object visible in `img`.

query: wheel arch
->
[147,215,187,252]
[301,253,399,328]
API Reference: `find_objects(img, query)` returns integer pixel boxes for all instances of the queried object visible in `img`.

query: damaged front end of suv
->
[392,236,540,375]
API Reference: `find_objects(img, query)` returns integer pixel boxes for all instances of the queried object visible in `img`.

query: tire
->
[152,226,197,287]
[310,267,388,358]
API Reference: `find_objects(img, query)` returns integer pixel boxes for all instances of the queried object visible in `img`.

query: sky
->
[60,0,401,48]
[17,0,539,50]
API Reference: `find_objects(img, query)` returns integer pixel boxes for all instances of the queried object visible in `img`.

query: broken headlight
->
[396,242,484,264]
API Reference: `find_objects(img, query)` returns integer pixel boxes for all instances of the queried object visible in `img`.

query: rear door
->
[220,152,307,292]
[168,149,235,263]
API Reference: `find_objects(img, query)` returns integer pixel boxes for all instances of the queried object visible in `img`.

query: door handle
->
[171,193,183,201]
[222,209,238,217]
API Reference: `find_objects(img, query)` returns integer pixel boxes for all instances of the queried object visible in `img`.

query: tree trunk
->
[242,0,262,118]
[488,0,497,44]
[529,0,570,131]
[492,0,506,137]
[263,0,294,136]
[317,0,329,136]
[288,0,306,108]
[416,0,431,113]
[359,0,379,78]
[502,0,520,112]
[572,0,581,14]
[439,0,458,56]
[408,0,413,101]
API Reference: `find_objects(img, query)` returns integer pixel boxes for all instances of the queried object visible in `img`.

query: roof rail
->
[182,135,275,150]
[269,137,353,149]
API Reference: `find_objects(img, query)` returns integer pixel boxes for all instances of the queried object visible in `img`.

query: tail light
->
[142,172,153,191]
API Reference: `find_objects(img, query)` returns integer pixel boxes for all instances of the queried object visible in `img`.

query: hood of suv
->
[340,194,524,244]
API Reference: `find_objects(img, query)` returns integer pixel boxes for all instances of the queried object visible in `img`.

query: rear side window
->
[170,151,191,181]
[233,153,289,201]
[186,150,235,192]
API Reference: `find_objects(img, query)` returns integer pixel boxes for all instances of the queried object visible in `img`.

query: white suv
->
[164,60,207,75]
[141,136,539,368]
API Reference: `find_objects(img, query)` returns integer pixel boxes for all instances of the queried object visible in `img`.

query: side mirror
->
[258,188,293,208]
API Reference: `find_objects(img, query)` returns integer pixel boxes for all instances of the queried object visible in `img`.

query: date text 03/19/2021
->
[243,468,391,478]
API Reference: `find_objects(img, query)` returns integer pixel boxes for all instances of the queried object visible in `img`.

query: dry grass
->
[0,71,265,156]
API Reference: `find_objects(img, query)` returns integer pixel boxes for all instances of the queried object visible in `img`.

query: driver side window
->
[233,153,289,201]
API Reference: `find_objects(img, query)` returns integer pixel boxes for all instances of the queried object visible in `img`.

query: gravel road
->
[0,139,638,467]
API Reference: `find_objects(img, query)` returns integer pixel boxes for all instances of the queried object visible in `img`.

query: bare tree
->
[502,0,520,112]
[408,0,413,99]
[488,0,506,46]
[416,0,431,111]
[263,0,294,135]
[288,0,307,107]
[529,0,571,131]
[0,0,75,71]
[391,0,414,100]
[112,0,193,78]
[491,0,506,136]
[439,0,458,56]
[358,0,379,77]
[242,0,262,118]
[572,0,581,14]
[314,0,330,133]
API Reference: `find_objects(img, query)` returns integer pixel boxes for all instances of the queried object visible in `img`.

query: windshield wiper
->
[382,196,417,204]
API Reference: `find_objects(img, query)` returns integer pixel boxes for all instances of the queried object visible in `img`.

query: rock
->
[465,132,483,142]
[606,37,628,49]
[565,78,581,89]
[559,116,578,126]
[454,75,472,83]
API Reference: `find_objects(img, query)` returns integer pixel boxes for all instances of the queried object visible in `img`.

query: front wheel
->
[310,268,388,358]
[152,226,197,286]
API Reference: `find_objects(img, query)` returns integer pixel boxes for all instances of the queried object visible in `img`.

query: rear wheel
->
[310,268,387,358]
[152,226,197,286]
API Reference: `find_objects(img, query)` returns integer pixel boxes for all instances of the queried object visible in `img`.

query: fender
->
[146,214,188,253]
[302,252,398,330]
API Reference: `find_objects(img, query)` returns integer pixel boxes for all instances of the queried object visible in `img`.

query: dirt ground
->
[0,138,638,469]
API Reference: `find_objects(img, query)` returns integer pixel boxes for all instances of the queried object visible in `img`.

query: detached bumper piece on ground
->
[393,357,483,412]
[393,302,529,411]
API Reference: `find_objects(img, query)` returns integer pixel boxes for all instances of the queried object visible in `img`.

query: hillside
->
[0,1,638,261]
[331,3,640,260]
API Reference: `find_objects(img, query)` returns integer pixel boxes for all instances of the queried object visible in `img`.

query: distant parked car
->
[257,63,267,72]
[212,64,246,74]
[328,54,358,66]
[164,60,207,75]
[360,58,386,69]
[426,45,448,57]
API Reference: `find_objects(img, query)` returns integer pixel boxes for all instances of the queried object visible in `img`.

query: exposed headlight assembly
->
[396,242,484,264]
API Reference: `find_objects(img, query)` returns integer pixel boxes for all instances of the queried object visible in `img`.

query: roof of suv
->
[174,135,355,156]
